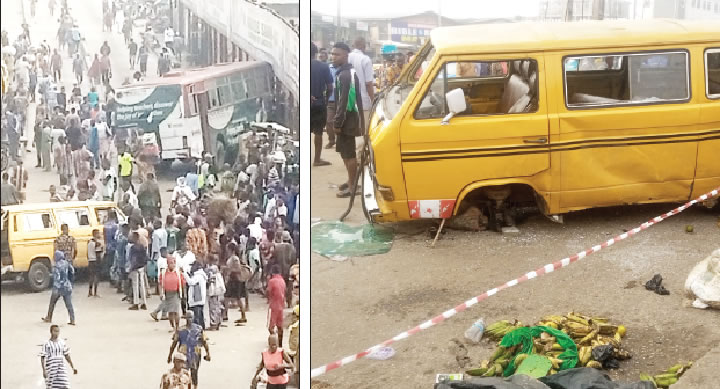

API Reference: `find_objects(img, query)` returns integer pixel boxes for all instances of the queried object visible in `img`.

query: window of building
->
[22,212,54,231]
[414,59,538,120]
[564,51,689,108]
[706,48,720,99]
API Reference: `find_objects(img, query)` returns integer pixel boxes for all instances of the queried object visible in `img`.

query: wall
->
[179,0,299,102]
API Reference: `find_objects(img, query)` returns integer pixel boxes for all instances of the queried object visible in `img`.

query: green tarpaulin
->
[311,221,394,259]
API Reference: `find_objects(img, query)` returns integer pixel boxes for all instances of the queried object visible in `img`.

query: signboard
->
[390,22,433,44]
[116,85,183,130]
[180,0,299,101]
[356,21,368,31]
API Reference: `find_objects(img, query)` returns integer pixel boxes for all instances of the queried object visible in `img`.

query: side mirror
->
[442,88,466,125]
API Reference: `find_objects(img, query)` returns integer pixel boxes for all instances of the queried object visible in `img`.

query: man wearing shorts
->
[331,42,365,198]
[310,42,333,166]
[266,265,286,346]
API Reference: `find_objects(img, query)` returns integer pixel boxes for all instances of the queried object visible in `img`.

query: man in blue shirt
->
[310,42,333,167]
[42,251,76,325]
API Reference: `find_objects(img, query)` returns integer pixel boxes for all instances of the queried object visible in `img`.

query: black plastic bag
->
[539,368,655,389]
[590,345,620,369]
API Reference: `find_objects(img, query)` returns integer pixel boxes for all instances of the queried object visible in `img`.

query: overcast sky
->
[311,0,543,20]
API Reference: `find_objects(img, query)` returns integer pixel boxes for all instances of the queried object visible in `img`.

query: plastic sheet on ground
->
[434,368,654,389]
[684,248,720,309]
[311,221,394,259]
[539,368,655,389]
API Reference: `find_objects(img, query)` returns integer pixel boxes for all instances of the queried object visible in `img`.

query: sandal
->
[325,142,335,149]
[313,160,331,166]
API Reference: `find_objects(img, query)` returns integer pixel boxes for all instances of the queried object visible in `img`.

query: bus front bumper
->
[362,166,381,222]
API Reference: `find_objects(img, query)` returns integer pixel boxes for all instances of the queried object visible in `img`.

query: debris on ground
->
[447,206,486,231]
[645,274,670,295]
[466,313,632,378]
[436,367,654,389]
[311,221,394,258]
[684,248,720,310]
[464,318,486,343]
[640,361,693,388]
[366,346,395,360]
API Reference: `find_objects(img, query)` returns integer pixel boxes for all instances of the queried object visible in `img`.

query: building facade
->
[172,0,299,134]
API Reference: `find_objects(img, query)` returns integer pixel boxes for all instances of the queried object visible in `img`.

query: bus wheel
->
[27,259,51,292]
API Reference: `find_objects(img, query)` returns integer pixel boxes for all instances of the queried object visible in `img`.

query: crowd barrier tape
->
[311,187,720,378]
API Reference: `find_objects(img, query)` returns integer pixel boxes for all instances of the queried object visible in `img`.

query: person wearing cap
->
[167,310,210,389]
[161,352,191,389]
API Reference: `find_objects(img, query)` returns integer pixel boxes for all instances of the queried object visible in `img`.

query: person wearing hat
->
[160,352,191,389]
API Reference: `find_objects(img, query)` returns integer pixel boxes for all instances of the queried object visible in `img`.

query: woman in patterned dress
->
[40,325,77,389]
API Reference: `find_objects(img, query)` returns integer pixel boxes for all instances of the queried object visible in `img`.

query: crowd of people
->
[310,38,418,198]
[1,1,301,387]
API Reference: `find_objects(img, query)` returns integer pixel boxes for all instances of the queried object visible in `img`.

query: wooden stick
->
[431,218,446,248]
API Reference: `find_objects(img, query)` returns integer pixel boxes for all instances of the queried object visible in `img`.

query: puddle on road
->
[311,221,394,260]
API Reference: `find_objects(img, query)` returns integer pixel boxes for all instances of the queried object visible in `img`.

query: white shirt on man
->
[348,48,374,109]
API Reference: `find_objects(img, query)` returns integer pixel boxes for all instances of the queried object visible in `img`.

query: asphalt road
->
[2,1,287,388]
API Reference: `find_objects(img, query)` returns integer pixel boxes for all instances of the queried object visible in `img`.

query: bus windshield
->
[382,41,436,120]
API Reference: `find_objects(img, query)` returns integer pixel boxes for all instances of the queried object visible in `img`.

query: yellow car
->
[1,201,126,291]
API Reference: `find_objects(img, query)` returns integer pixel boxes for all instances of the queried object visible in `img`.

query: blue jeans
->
[47,290,75,322]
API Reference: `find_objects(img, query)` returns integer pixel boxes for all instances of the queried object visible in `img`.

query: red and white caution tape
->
[311,188,720,378]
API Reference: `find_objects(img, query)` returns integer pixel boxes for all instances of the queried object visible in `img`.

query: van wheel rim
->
[30,269,46,286]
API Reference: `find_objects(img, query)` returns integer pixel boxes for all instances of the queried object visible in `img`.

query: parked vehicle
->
[1,201,126,291]
[362,20,720,228]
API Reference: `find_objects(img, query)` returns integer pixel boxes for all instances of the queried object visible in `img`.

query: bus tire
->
[27,259,52,292]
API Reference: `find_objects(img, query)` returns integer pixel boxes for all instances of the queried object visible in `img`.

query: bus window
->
[246,78,257,96]
[707,48,720,98]
[189,93,199,115]
[219,85,232,106]
[210,88,221,108]
[232,81,246,100]
[565,50,689,107]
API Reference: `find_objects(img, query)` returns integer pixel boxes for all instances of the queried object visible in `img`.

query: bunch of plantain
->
[640,362,693,388]
[535,312,632,369]
[466,345,517,377]
[485,320,524,341]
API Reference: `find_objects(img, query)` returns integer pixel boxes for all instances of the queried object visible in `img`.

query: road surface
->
[309,141,720,388]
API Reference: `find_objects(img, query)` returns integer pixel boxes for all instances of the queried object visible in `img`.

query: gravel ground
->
[310,145,720,389]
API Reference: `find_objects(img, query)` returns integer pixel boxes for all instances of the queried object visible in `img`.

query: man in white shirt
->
[348,37,375,131]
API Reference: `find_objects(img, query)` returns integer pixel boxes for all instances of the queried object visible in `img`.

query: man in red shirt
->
[151,256,183,332]
[266,265,286,346]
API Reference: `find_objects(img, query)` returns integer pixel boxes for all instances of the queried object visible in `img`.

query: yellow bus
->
[362,19,720,229]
